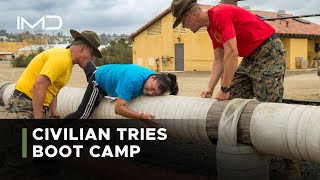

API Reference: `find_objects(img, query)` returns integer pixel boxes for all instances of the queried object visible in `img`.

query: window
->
[147,19,162,35]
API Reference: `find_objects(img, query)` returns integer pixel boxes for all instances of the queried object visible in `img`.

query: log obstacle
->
[1,82,320,179]
[0,82,319,163]
[0,82,258,144]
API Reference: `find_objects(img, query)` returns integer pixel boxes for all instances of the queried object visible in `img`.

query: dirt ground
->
[0,61,319,179]
[0,61,319,98]
[0,60,319,118]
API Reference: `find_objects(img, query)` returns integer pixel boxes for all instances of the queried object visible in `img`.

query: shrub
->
[11,54,37,67]
[93,39,132,66]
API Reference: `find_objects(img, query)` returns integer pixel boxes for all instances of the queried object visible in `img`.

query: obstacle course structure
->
[1,82,319,179]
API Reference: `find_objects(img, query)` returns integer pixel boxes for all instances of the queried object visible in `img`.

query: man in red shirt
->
[171,0,299,179]
[172,0,286,102]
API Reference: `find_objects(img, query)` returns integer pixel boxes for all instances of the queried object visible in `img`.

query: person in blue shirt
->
[65,61,179,125]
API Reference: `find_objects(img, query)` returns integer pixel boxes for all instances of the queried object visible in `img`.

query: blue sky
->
[1,0,320,36]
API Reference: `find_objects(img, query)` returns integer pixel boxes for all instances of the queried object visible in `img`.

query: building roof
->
[254,10,320,38]
[128,8,171,40]
[0,36,8,40]
[128,8,320,40]
[0,51,13,55]
[19,44,69,51]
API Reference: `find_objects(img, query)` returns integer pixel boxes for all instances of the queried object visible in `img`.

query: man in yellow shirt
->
[6,29,102,119]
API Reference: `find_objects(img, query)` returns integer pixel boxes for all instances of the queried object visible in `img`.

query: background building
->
[128,7,320,71]
[0,52,14,60]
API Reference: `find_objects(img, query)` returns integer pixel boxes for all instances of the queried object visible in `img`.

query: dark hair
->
[154,73,179,95]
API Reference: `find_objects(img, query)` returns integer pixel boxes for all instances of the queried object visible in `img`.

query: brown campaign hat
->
[70,29,102,58]
[171,0,197,28]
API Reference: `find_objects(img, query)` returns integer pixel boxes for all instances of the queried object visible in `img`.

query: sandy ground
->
[0,61,319,179]
[0,60,319,118]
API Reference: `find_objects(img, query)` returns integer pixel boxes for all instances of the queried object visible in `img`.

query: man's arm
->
[50,96,58,117]
[201,47,224,98]
[33,75,51,119]
[215,37,238,100]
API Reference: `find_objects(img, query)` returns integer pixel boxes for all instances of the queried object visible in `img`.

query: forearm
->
[50,96,57,116]
[221,37,239,88]
[221,51,238,87]
[207,48,224,91]
[208,60,224,91]
[115,96,154,120]
[116,105,143,119]
[32,86,47,119]
[32,75,51,119]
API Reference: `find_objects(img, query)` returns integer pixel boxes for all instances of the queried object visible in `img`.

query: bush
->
[11,54,37,67]
[93,38,132,66]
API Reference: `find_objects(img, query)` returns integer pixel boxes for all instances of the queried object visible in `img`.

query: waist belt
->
[13,89,32,101]
[259,33,278,47]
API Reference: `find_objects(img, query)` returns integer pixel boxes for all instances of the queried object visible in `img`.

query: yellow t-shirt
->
[16,48,73,107]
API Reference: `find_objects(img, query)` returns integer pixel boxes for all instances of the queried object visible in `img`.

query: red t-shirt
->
[207,4,275,57]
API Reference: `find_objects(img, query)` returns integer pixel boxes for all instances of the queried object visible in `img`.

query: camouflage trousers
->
[1,94,60,179]
[6,93,51,119]
[229,38,286,103]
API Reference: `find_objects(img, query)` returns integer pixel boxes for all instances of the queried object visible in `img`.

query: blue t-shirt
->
[95,64,156,102]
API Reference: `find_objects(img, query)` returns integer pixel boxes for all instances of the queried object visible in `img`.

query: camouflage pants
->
[2,94,60,178]
[229,38,286,103]
[6,94,51,119]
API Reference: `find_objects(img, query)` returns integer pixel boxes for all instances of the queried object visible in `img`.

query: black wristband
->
[221,86,231,93]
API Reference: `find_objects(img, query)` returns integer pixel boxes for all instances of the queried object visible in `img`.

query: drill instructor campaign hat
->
[171,0,197,28]
[70,29,102,58]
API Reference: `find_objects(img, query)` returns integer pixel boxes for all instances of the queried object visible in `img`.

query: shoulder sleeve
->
[212,38,223,50]
[40,52,69,83]
[214,10,236,44]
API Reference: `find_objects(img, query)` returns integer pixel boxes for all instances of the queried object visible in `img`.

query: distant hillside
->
[0,29,128,45]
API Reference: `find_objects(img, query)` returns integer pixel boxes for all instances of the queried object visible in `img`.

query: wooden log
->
[206,100,260,144]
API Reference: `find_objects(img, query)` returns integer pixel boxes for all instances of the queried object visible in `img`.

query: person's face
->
[143,75,162,96]
[181,13,200,33]
[78,45,93,68]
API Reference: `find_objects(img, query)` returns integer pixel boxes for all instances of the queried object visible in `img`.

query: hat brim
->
[70,29,102,58]
[172,0,197,28]
[173,17,182,28]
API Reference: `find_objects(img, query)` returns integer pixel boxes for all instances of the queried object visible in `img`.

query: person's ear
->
[80,45,85,53]
[185,13,191,20]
